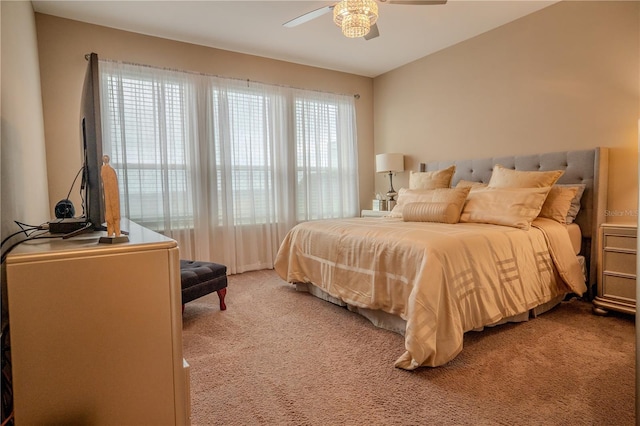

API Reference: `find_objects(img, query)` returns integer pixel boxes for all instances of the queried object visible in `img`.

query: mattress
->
[567,223,582,255]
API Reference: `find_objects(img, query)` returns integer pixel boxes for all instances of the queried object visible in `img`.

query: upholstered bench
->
[180,260,227,312]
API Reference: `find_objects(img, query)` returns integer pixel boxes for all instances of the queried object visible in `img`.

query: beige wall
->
[374,1,639,223]
[34,14,374,215]
[31,2,640,222]
[1,1,50,240]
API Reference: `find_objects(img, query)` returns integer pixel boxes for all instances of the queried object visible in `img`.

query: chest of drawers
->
[593,223,637,315]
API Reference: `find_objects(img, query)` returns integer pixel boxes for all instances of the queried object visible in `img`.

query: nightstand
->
[361,210,389,218]
[593,223,637,315]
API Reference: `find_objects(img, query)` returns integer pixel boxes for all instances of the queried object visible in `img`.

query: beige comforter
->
[274,216,586,369]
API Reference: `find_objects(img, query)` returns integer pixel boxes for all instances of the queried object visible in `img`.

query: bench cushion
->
[180,260,227,305]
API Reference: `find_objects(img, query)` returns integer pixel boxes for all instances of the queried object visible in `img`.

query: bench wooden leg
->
[181,289,227,314]
[217,288,227,311]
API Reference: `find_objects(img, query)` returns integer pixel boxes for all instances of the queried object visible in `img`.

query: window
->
[100,60,358,273]
[102,71,192,230]
[212,89,275,225]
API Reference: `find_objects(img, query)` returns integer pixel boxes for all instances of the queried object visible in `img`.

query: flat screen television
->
[64,52,105,237]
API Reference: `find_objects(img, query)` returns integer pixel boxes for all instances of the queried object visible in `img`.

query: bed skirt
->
[295,282,566,337]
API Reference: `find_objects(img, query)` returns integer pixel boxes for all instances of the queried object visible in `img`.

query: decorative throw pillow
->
[409,165,456,190]
[538,185,580,224]
[556,183,586,224]
[488,164,564,188]
[459,187,551,230]
[389,187,470,218]
[455,180,488,189]
[402,202,463,224]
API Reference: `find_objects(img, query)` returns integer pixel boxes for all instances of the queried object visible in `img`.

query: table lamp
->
[376,153,404,209]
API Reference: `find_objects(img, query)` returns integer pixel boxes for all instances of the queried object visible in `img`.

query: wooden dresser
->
[593,223,637,315]
[6,219,189,425]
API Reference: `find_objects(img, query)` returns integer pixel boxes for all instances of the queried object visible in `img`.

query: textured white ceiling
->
[32,0,557,77]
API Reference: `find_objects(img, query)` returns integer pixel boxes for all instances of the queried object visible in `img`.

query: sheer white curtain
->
[100,60,359,273]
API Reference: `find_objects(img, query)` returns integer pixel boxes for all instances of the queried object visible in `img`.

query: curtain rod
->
[87,53,360,99]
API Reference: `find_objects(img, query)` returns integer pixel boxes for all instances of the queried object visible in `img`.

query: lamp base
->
[386,190,397,211]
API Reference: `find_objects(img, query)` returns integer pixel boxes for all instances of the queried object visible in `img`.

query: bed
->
[274,148,608,369]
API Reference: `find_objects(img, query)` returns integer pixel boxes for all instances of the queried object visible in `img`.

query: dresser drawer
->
[603,250,637,276]
[604,234,637,251]
[602,274,636,303]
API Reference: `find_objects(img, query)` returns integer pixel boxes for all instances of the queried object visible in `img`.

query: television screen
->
[79,52,105,232]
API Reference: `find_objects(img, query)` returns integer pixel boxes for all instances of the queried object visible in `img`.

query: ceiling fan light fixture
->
[342,13,370,38]
[333,0,378,38]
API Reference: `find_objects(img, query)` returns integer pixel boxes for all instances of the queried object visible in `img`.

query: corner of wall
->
[1,1,51,243]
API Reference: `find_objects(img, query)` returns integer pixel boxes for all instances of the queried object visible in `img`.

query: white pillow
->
[389,187,470,219]
[455,180,488,189]
[409,165,456,190]
[538,185,580,224]
[488,164,564,188]
[557,184,586,224]
[402,202,463,224]
[459,187,551,230]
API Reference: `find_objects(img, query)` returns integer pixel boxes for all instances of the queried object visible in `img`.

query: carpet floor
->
[182,269,635,425]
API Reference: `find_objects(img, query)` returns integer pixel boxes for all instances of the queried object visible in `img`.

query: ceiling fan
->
[283,0,447,40]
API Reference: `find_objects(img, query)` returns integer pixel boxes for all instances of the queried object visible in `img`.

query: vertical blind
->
[100,60,359,273]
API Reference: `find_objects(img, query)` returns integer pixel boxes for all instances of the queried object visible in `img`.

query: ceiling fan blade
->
[364,23,379,40]
[385,0,447,4]
[283,5,335,28]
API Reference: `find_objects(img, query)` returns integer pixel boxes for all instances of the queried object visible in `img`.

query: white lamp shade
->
[376,153,404,173]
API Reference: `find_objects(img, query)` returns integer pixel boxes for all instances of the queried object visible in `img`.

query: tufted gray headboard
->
[420,148,609,297]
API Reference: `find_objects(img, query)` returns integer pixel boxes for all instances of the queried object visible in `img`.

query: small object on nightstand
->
[593,223,637,315]
[361,210,388,218]
[372,199,387,211]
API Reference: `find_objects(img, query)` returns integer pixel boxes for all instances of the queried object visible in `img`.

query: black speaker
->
[54,199,75,219]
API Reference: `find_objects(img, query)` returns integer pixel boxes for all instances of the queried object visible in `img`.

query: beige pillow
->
[455,180,488,189]
[538,185,580,224]
[409,165,456,190]
[557,184,586,224]
[402,202,462,224]
[389,187,470,218]
[459,187,551,230]
[488,164,564,188]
